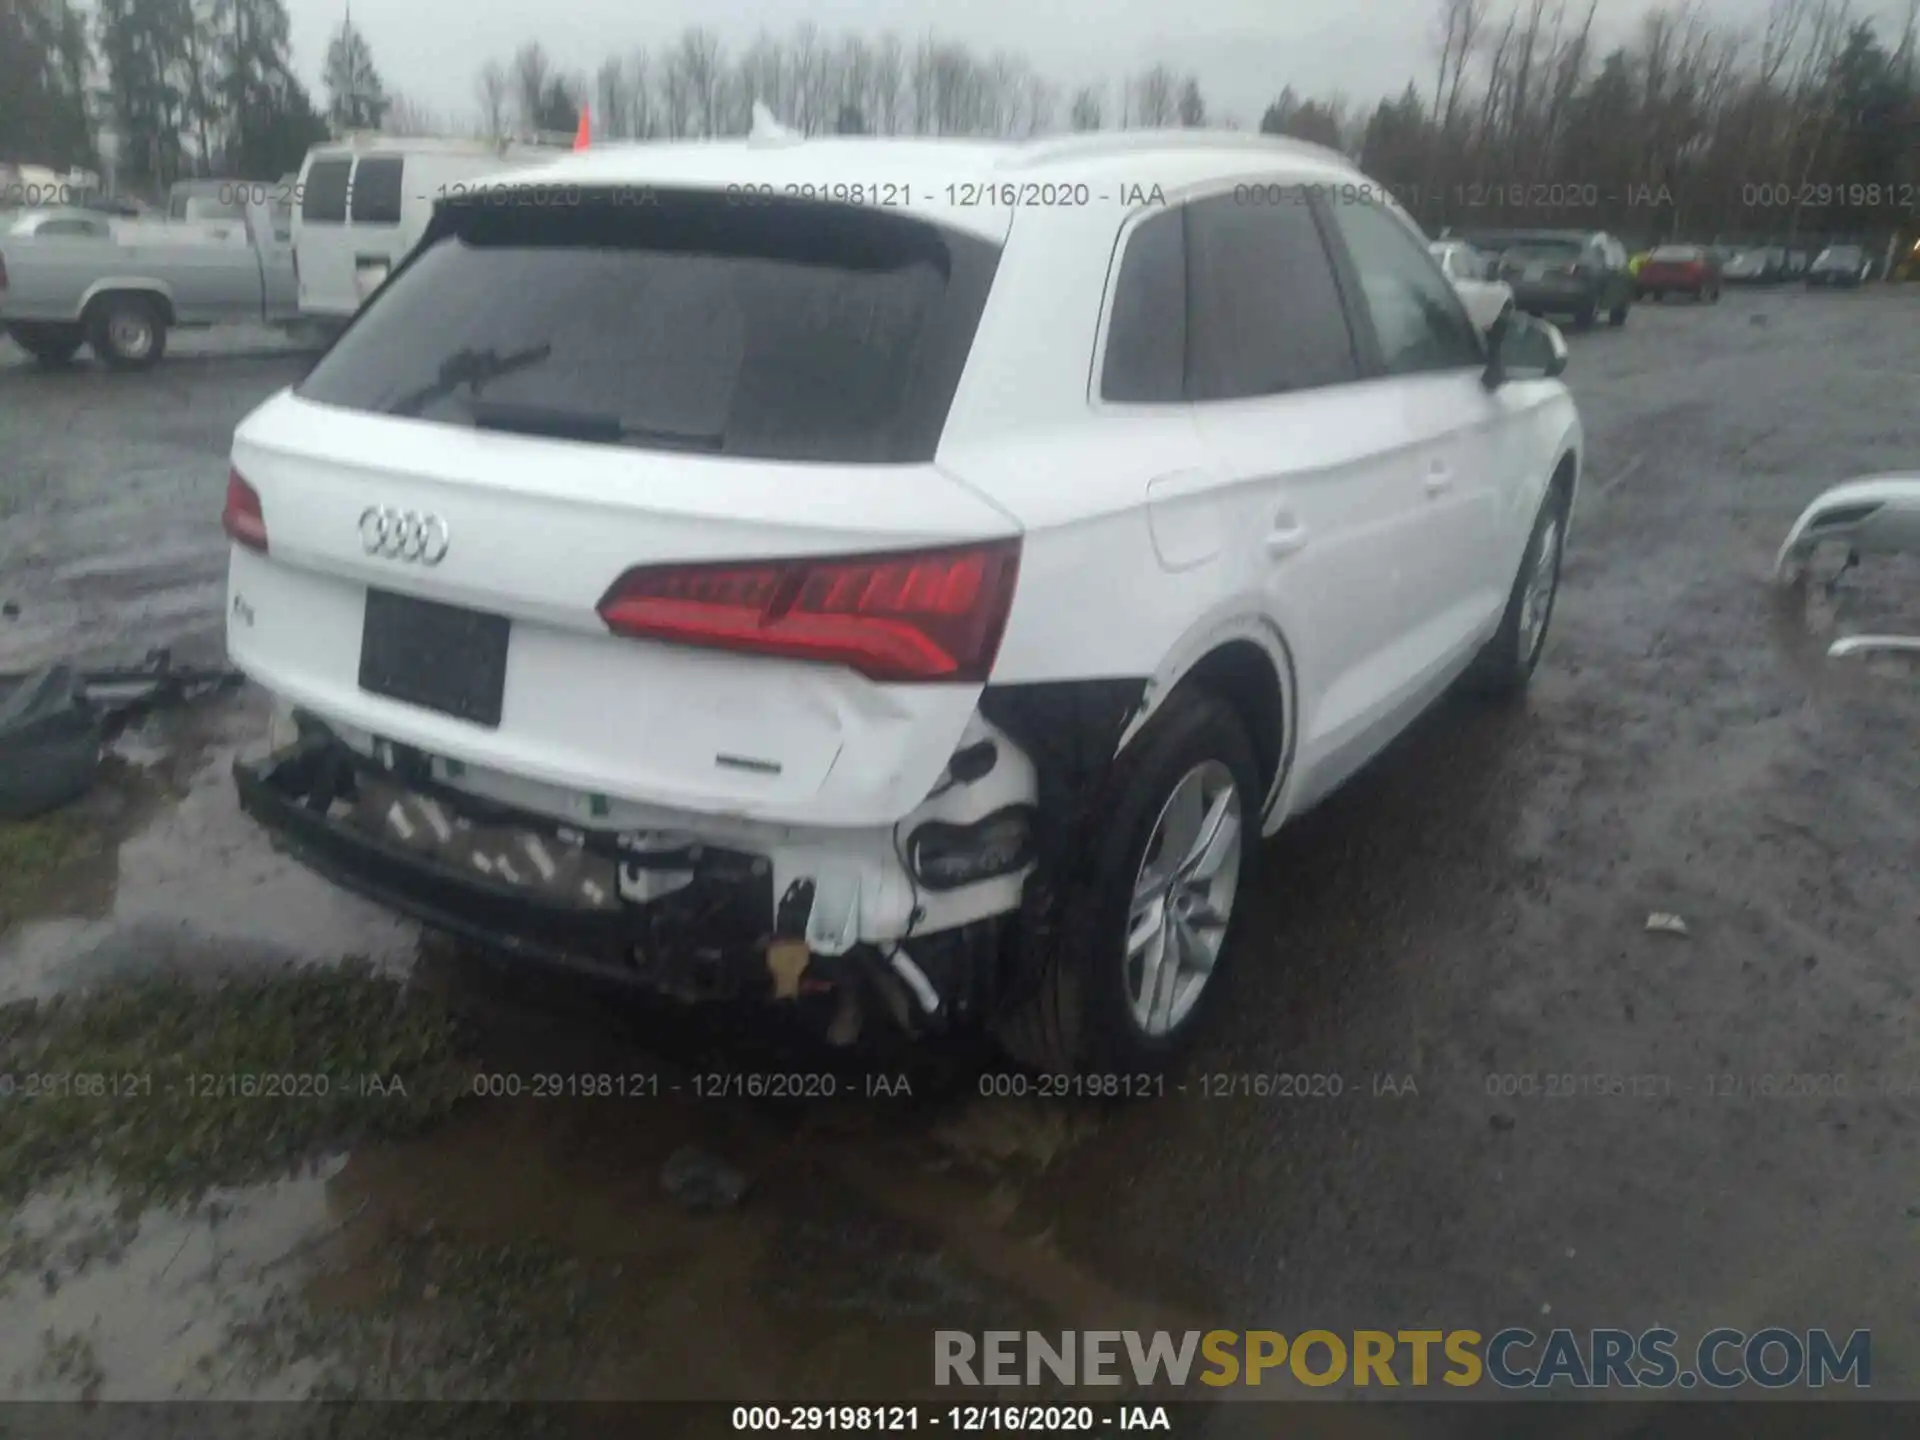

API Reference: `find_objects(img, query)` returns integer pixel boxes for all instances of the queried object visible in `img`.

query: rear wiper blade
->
[386,343,554,418]
[465,398,725,452]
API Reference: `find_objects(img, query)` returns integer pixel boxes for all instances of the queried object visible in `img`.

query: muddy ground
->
[1,291,1918,1426]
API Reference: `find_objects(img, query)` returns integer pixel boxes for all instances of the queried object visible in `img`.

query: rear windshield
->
[302,160,350,223]
[297,192,1001,464]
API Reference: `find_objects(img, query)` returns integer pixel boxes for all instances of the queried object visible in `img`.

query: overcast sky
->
[285,0,1913,132]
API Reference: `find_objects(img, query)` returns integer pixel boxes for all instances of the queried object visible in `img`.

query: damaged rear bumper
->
[232,727,1017,1025]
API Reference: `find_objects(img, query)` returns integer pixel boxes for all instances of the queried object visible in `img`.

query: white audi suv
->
[222,129,1582,1073]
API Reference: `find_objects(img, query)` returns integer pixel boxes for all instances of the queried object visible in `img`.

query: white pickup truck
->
[0,198,299,369]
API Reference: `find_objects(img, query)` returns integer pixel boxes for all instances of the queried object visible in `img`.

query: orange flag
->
[573,105,591,151]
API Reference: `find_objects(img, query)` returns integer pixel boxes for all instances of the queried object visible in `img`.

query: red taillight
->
[596,540,1022,683]
[221,468,268,552]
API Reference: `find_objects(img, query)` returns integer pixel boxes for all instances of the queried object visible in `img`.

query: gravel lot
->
[1,288,1917,1416]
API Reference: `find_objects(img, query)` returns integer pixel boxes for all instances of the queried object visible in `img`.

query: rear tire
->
[6,322,84,366]
[86,293,167,371]
[1466,480,1570,700]
[994,687,1261,1076]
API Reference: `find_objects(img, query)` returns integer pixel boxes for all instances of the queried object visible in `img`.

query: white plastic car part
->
[1775,475,1920,583]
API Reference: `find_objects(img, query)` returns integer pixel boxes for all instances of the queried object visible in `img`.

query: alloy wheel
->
[1519,515,1563,665]
[1125,760,1243,1037]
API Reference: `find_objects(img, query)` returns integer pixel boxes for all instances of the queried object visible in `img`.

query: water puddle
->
[1,1169,343,1400]
[0,691,413,1002]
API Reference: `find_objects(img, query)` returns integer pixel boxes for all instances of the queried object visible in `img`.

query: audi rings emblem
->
[359,507,451,565]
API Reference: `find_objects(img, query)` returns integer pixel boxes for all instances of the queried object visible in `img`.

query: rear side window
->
[302,160,350,223]
[298,193,1001,464]
[1184,192,1359,401]
[350,157,404,224]
[1100,208,1185,403]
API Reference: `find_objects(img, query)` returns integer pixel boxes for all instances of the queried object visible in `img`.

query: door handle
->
[1424,463,1455,497]
[1264,520,1311,558]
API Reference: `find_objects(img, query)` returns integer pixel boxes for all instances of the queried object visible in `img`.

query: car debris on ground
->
[0,649,241,820]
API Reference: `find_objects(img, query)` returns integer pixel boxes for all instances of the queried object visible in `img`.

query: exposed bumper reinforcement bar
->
[233,732,1007,1024]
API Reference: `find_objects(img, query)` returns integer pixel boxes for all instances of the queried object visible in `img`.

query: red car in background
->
[1636,244,1723,302]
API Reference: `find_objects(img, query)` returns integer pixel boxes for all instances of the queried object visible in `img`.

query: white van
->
[291,136,565,321]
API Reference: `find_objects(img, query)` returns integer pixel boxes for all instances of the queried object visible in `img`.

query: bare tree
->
[475,61,508,140]
[1069,84,1104,130]
[1433,0,1489,131]
[1177,75,1206,126]
[1131,65,1177,126]
[384,91,443,137]
[674,27,724,136]
[790,22,823,132]
[872,33,904,132]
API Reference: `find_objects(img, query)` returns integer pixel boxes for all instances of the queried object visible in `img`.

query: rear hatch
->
[228,189,1016,828]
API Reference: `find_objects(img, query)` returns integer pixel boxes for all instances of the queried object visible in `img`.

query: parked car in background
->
[225,130,1584,1073]
[292,135,564,321]
[1806,244,1874,287]
[1636,244,1722,302]
[0,198,299,368]
[1474,229,1633,329]
[1429,238,1513,331]
[1723,248,1784,284]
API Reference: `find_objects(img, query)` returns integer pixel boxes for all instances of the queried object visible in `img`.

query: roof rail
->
[325,130,572,155]
[1008,127,1354,171]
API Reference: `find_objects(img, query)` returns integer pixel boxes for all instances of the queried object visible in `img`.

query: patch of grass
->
[34,1328,106,1402]
[0,811,101,919]
[0,963,471,1207]
[226,1226,605,1409]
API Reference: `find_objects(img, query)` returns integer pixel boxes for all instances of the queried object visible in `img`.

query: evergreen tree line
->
[3,0,1914,245]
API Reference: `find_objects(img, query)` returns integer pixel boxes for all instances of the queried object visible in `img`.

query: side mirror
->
[1484,311,1569,388]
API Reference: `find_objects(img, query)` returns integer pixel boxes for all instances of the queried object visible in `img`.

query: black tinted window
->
[302,160,350,222]
[1184,192,1358,401]
[299,194,1000,464]
[351,157,404,224]
[1322,196,1483,375]
[1101,208,1185,403]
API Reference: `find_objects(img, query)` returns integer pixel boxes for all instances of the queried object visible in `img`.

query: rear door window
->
[1183,190,1360,401]
[302,160,350,223]
[350,157,405,225]
[297,192,1001,464]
